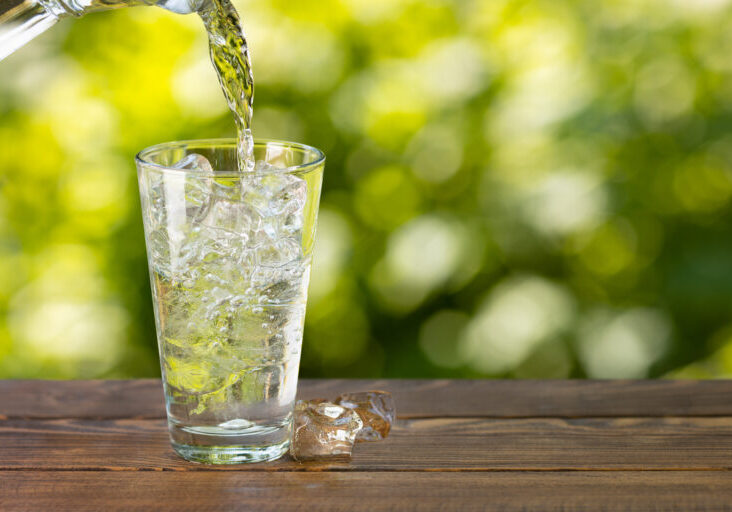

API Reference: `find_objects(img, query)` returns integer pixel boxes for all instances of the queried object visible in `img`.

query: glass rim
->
[135,138,326,177]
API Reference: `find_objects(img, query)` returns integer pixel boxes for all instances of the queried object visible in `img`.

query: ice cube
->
[171,154,216,222]
[290,399,364,461]
[142,172,168,229]
[281,211,304,237]
[147,229,172,275]
[335,391,395,442]
[254,160,276,172]
[243,174,307,218]
[173,153,214,173]
[201,199,260,237]
[255,238,302,267]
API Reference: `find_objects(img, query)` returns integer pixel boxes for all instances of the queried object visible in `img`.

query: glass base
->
[172,439,289,464]
[168,417,291,464]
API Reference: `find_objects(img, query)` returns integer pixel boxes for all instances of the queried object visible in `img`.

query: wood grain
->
[3,416,732,471]
[3,379,732,419]
[2,471,732,512]
[4,380,732,510]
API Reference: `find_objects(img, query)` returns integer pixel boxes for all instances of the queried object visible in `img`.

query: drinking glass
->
[136,139,324,463]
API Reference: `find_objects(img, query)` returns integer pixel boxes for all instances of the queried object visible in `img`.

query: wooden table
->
[2,380,732,510]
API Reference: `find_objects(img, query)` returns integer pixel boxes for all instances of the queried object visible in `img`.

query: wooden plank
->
[0,379,165,420]
[3,379,732,419]
[3,416,732,471]
[2,471,732,511]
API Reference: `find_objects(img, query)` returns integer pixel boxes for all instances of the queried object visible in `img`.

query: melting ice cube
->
[290,399,363,461]
[335,391,395,442]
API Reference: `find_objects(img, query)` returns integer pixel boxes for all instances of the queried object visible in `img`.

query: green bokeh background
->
[2,0,732,379]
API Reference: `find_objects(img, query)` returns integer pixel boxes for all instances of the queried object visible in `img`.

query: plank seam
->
[6,414,732,420]
[1,467,732,473]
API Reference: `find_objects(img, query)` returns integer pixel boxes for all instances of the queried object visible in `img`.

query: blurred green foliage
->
[2,0,732,379]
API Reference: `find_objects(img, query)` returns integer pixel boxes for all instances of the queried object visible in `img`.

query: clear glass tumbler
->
[136,139,324,464]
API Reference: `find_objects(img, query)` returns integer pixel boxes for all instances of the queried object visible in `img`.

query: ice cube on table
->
[335,391,395,442]
[290,399,364,461]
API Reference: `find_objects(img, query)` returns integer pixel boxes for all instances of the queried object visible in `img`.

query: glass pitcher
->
[0,0,199,60]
